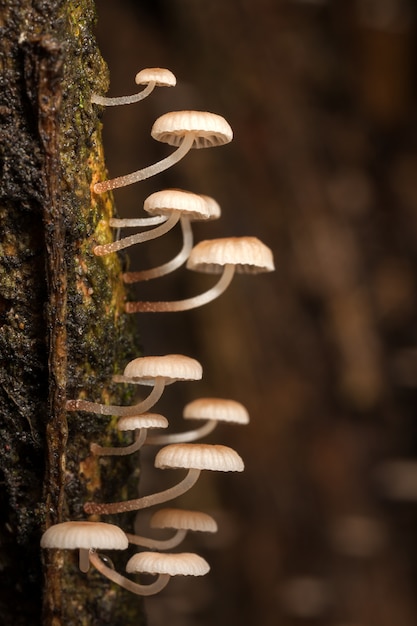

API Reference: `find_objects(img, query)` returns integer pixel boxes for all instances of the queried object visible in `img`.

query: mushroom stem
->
[89,550,170,596]
[93,133,195,194]
[90,429,148,457]
[91,81,156,106]
[94,211,181,256]
[126,529,187,550]
[125,264,236,313]
[109,215,167,228]
[79,548,91,573]
[147,419,216,445]
[122,216,194,283]
[84,467,201,515]
[66,377,166,417]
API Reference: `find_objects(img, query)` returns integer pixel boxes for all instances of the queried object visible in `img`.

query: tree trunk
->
[0,2,144,624]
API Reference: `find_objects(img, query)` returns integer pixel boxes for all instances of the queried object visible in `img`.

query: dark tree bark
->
[0,2,144,624]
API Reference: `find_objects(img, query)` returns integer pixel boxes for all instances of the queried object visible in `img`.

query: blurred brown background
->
[94,1,417,625]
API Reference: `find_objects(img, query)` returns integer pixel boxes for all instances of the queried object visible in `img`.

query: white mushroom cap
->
[200,195,221,220]
[150,508,218,533]
[121,354,203,386]
[40,521,128,550]
[186,236,275,275]
[183,398,249,424]
[135,67,176,87]
[144,189,210,221]
[126,551,210,576]
[155,443,244,472]
[117,413,169,431]
[151,110,233,149]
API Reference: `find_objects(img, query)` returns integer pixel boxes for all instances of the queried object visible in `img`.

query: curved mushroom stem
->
[125,264,236,313]
[94,211,181,256]
[91,80,156,106]
[84,468,201,515]
[66,377,166,417]
[126,529,187,550]
[79,548,91,573]
[146,419,216,445]
[89,550,170,596]
[90,428,147,457]
[94,133,195,194]
[109,215,167,228]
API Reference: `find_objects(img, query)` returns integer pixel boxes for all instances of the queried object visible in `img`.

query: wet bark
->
[0,2,144,624]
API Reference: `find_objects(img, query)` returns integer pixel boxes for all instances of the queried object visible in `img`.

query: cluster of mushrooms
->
[41,68,274,597]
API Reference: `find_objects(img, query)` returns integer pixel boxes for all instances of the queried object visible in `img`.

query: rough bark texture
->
[0,2,143,624]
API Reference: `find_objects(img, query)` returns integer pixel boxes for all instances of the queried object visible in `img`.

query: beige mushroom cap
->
[186,236,275,274]
[200,195,221,220]
[151,508,218,533]
[144,189,210,221]
[135,67,176,87]
[183,398,249,424]
[151,110,233,149]
[126,551,210,576]
[40,521,128,550]
[117,413,169,431]
[155,443,244,472]
[122,354,203,386]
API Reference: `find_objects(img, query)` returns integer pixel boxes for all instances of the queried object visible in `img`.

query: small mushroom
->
[121,192,221,282]
[89,550,210,597]
[84,443,244,515]
[91,67,176,107]
[93,110,233,194]
[40,521,128,573]
[147,397,249,445]
[90,413,169,457]
[94,188,210,256]
[66,354,202,417]
[127,507,218,549]
[125,236,275,313]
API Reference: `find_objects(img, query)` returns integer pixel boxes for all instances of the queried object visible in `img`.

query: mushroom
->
[93,110,233,194]
[147,397,249,445]
[121,193,221,282]
[94,188,210,257]
[127,507,218,549]
[40,521,128,573]
[89,551,210,597]
[66,354,202,417]
[91,67,176,107]
[125,236,275,313]
[90,413,169,457]
[84,443,244,515]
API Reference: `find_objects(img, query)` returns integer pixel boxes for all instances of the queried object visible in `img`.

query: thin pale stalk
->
[109,215,167,228]
[125,264,236,313]
[84,468,201,515]
[94,133,195,194]
[90,429,147,456]
[91,81,155,106]
[66,377,166,416]
[122,216,193,283]
[89,550,170,596]
[126,529,187,550]
[146,419,216,445]
[94,211,180,256]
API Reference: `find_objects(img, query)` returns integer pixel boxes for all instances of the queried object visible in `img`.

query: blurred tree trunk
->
[0,2,144,624]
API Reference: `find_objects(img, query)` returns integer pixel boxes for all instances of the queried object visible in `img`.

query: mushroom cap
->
[200,195,221,221]
[151,110,233,149]
[183,398,249,425]
[150,508,218,533]
[40,521,128,551]
[126,551,210,576]
[155,443,244,472]
[144,189,210,220]
[186,236,275,274]
[135,67,176,87]
[121,354,203,386]
[117,413,169,431]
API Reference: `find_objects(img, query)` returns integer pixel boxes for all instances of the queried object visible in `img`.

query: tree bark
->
[0,2,144,624]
